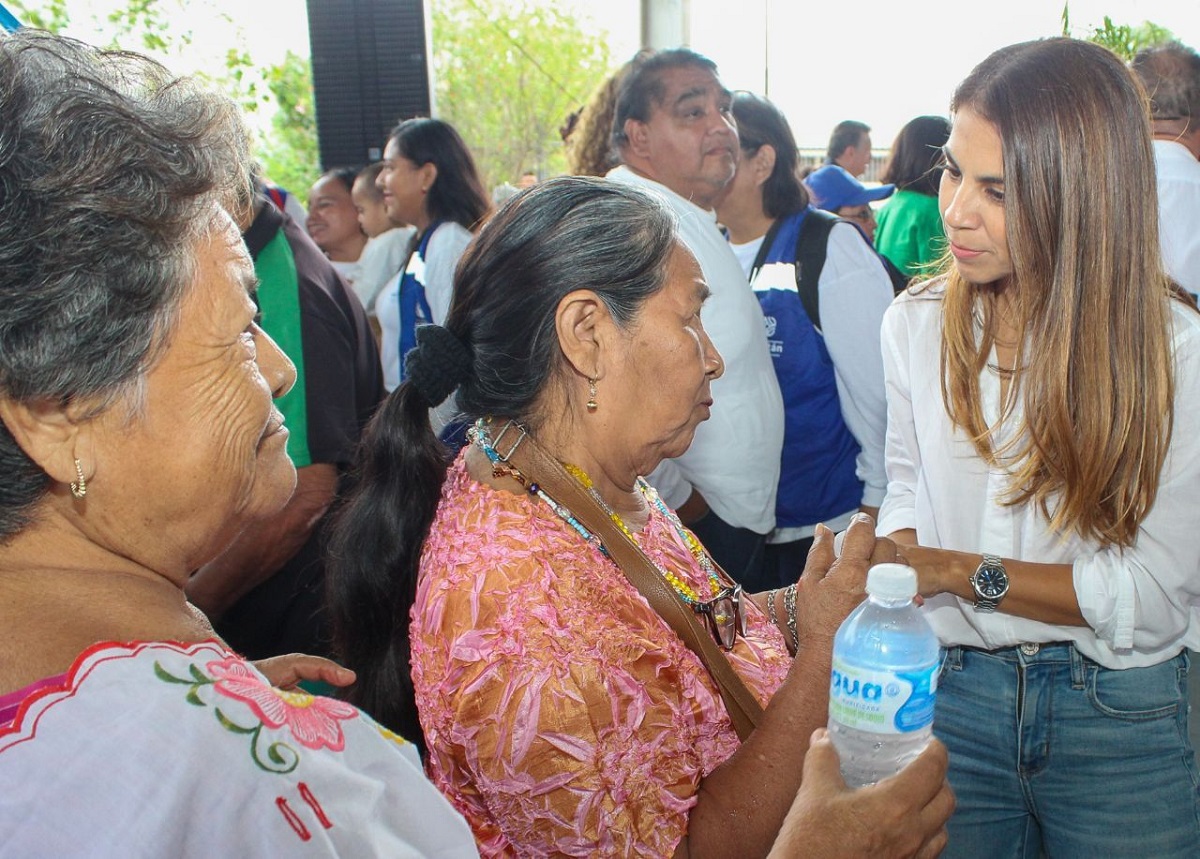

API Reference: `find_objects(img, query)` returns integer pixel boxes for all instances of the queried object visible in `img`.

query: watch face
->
[975,566,1007,597]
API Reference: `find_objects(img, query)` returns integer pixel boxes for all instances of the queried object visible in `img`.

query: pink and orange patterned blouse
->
[410,455,793,857]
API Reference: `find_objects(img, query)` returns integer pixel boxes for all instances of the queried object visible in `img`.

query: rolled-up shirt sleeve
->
[1073,530,1198,654]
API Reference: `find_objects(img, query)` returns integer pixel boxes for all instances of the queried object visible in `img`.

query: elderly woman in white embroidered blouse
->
[0,31,475,856]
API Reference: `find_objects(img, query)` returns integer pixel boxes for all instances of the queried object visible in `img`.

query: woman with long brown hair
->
[879,38,1200,855]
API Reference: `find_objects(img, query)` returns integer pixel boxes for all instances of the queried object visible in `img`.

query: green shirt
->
[874,189,945,279]
[253,227,313,467]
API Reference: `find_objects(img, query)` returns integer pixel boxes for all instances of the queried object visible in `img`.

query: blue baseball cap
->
[804,164,895,211]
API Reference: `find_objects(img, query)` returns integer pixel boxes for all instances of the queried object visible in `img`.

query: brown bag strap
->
[493,421,765,741]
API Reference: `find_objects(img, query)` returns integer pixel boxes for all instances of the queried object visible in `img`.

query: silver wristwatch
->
[969,553,1009,612]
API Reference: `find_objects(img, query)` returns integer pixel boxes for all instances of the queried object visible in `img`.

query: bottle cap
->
[866,563,918,601]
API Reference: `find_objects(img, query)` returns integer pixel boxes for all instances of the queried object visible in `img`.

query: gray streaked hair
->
[1131,41,1200,128]
[0,30,253,538]
[326,176,683,747]
[611,48,719,152]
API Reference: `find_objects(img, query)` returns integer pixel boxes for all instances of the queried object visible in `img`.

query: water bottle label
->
[829,656,937,734]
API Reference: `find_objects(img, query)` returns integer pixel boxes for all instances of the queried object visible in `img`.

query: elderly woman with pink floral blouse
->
[330,175,954,857]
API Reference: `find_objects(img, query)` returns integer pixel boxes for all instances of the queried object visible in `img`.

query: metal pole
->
[641,0,690,49]
[763,0,769,97]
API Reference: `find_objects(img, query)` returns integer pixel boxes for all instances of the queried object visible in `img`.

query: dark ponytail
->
[326,382,449,752]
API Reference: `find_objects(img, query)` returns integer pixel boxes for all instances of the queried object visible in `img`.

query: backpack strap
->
[879,253,911,295]
[794,208,838,331]
[748,217,786,285]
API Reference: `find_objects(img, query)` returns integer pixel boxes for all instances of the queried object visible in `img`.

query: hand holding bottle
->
[767,728,954,859]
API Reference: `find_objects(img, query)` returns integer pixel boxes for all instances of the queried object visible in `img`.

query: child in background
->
[351,162,415,317]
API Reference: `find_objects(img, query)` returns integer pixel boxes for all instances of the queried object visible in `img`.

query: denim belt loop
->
[1069,642,1087,689]
[943,644,964,671]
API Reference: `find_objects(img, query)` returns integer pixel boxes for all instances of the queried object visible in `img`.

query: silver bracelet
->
[766,588,779,630]
[783,583,799,653]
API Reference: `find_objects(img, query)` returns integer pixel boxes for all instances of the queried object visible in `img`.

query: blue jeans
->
[934,643,1200,858]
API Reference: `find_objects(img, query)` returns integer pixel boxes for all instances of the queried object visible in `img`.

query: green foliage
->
[431,0,613,189]
[255,52,322,200]
[1089,17,1173,61]
[105,0,190,54]
[10,0,69,32]
[12,0,611,198]
[215,47,263,114]
[15,0,195,53]
[11,0,320,200]
[14,0,192,53]
[1060,2,1174,62]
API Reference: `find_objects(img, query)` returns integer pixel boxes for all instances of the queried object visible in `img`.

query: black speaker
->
[305,0,431,169]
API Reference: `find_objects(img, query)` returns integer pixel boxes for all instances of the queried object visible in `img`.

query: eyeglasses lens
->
[704,585,744,650]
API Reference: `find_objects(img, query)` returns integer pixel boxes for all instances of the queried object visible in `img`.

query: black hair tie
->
[405,324,472,407]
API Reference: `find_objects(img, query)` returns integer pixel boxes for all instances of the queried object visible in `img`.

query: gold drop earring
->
[69,458,87,499]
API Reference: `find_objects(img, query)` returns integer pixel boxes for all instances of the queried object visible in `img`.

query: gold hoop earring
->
[69,458,87,499]
[586,378,598,412]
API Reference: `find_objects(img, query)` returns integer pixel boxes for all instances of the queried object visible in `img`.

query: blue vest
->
[753,208,864,526]
[396,222,440,383]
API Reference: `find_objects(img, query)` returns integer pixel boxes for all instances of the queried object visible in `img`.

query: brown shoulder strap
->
[497,422,764,740]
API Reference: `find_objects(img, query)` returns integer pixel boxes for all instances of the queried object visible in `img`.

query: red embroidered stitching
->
[299,782,333,830]
[1,640,226,745]
[276,796,311,841]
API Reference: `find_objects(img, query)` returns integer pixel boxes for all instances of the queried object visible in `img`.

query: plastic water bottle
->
[828,563,940,788]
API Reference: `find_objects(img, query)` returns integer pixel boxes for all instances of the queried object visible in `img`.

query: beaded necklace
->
[562,464,725,606]
[470,418,725,608]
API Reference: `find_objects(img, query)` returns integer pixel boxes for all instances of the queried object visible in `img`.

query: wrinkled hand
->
[794,515,898,647]
[254,653,357,691]
[768,729,954,859]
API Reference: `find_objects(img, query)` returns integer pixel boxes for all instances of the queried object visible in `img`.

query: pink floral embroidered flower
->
[206,658,358,751]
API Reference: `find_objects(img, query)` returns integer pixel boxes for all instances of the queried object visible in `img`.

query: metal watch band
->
[973,553,1006,612]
